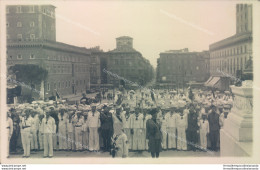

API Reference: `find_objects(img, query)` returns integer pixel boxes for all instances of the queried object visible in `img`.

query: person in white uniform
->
[73,111,84,151]
[198,113,209,151]
[38,113,44,151]
[58,108,68,151]
[114,127,128,158]
[20,109,33,158]
[41,110,56,158]
[30,110,39,151]
[143,110,152,150]
[176,107,188,151]
[132,107,144,151]
[160,109,168,150]
[167,106,178,149]
[87,104,101,152]
[67,111,74,151]
[122,107,134,150]
[82,112,89,150]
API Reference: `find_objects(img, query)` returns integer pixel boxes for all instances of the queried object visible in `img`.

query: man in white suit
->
[87,103,101,152]
[41,110,56,158]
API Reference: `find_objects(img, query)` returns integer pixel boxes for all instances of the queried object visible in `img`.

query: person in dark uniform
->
[80,93,90,105]
[208,105,220,151]
[10,109,20,153]
[186,104,199,151]
[146,108,162,158]
[102,89,106,99]
[100,105,114,152]
[49,107,59,151]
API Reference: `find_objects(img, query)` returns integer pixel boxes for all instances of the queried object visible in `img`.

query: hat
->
[116,105,122,110]
[97,104,103,110]
[76,111,82,114]
[150,108,157,115]
[90,103,97,107]
[178,100,186,108]
[83,106,91,111]
[109,109,115,114]
[224,104,231,109]
[49,106,55,110]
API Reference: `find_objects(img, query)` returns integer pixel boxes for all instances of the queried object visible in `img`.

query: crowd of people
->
[6,87,234,158]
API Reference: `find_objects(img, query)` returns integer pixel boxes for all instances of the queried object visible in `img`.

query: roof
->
[209,32,252,51]
[116,36,133,40]
[108,48,138,53]
[7,39,91,55]
[7,4,56,8]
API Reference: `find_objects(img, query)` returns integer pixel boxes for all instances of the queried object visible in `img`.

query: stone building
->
[105,36,154,88]
[156,48,210,89]
[6,5,92,100]
[208,4,253,89]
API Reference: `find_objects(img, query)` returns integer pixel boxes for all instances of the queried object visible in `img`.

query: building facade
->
[209,4,253,78]
[6,5,92,100]
[105,36,154,87]
[156,48,210,88]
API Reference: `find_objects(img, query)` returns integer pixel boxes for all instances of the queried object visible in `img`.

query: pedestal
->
[220,81,253,156]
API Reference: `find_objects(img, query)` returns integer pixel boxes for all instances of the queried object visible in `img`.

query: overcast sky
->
[41,1,237,67]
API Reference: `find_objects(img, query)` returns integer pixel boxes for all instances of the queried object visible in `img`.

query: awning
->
[204,76,213,86]
[205,77,220,87]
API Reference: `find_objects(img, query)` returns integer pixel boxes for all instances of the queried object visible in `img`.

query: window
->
[65,81,67,88]
[6,34,10,40]
[68,81,70,87]
[17,22,22,27]
[29,6,34,13]
[58,82,61,89]
[47,83,50,91]
[16,6,22,13]
[6,7,9,14]
[245,45,247,53]
[17,34,22,41]
[30,21,34,27]
[17,54,22,59]
[6,22,9,27]
[54,83,57,89]
[30,54,35,59]
[43,8,46,14]
[30,34,35,40]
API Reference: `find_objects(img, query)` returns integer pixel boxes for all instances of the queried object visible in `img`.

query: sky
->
[20,1,239,67]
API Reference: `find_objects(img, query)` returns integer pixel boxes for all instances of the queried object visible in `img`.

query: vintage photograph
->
[1,0,257,164]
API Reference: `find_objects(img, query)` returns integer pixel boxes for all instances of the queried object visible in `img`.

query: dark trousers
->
[151,152,159,158]
[101,129,113,151]
[186,130,198,151]
[210,130,219,151]
[10,129,20,152]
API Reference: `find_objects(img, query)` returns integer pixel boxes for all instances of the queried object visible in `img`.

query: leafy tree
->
[9,64,48,100]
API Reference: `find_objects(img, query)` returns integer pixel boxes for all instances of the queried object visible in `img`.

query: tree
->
[9,64,48,101]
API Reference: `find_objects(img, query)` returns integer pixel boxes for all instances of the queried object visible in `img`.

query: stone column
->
[220,80,253,156]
